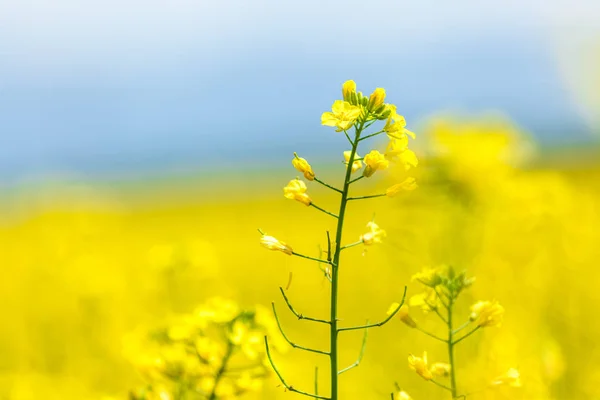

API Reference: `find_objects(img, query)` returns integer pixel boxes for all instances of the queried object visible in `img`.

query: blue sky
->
[1,0,599,184]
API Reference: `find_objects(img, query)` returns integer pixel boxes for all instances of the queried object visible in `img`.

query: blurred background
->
[1,0,599,399]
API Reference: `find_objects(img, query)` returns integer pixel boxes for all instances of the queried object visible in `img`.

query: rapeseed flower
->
[470,300,504,328]
[283,178,312,206]
[260,235,293,255]
[386,178,417,197]
[321,100,362,132]
[363,150,389,177]
[292,153,315,181]
[343,150,363,173]
[360,221,386,245]
[408,352,433,380]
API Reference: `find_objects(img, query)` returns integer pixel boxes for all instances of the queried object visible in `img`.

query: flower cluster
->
[391,265,518,398]
[126,298,284,400]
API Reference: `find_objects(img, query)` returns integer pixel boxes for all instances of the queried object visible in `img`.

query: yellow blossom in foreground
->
[283,178,312,206]
[343,151,363,173]
[386,178,417,197]
[388,303,417,328]
[363,150,389,177]
[368,88,386,111]
[470,300,504,328]
[342,80,357,102]
[292,153,315,181]
[430,362,452,378]
[384,104,416,139]
[321,100,362,132]
[260,235,293,255]
[408,352,433,380]
[360,221,386,245]
[491,368,521,387]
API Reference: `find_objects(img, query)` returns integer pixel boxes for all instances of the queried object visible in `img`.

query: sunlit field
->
[1,113,599,399]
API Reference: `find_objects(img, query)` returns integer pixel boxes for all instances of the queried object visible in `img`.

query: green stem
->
[348,176,364,185]
[209,340,234,400]
[415,326,446,342]
[447,296,458,399]
[453,326,480,345]
[314,177,343,194]
[357,129,385,142]
[310,203,339,218]
[347,193,386,201]
[291,251,331,265]
[329,114,369,399]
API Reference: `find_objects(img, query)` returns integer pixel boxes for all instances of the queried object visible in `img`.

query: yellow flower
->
[397,390,412,400]
[368,88,386,111]
[260,235,293,255]
[387,303,417,328]
[363,150,389,177]
[430,362,452,378]
[384,105,416,139]
[342,80,357,102]
[386,178,417,197]
[321,100,362,132]
[408,352,433,380]
[409,289,440,313]
[470,300,504,328]
[385,139,418,170]
[360,221,386,245]
[411,266,445,287]
[292,153,315,181]
[283,178,312,206]
[343,151,363,173]
[491,368,521,387]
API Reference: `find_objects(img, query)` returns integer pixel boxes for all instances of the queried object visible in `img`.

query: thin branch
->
[431,305,448,324]
[338,287,407,332]
[271,303,330,355]
[453,326,480,345]
[291,251,331,265]
[415,326,447,343]
[264,337,330,400]
[343,130,353,146]
[310,203,339,219]
[452,321,472,335]
[338,322,369,374]
[314,177,343,194]
[431,379,453,392]
[340,241,362,251]
[348,176,364,185]
[279,288,330,324]
[326,231,332,263]
[314,367,319,396]
[347,194,386,201]
[434,287,450,309]
[357,129,385,142]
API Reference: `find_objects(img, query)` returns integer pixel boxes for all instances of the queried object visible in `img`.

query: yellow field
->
[1,120,600,399]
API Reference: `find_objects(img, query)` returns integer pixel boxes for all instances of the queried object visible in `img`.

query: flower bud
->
[368,88,386,111]
[260,235,293,255]
[342,80,357,102]
[292,153,315,181]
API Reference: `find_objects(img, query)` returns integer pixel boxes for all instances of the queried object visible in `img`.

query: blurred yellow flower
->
[283,178,312,206]
[292,153,315,181]
[260,235,293,255]
[368,88,386,111]
[470,300,504,328]
[408,351,433,380]
[411,266,444,287]
[386,178,417,197]
[410,289,440,313]
[363,150,389,177]
[430,362,452,378]
[344,150,363,173]
[360,221,386,245]
[397,390,412,400]
[491,367,521,387]
[399,305,417,328]
[342,80,357,102]
[321,100,362,132]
